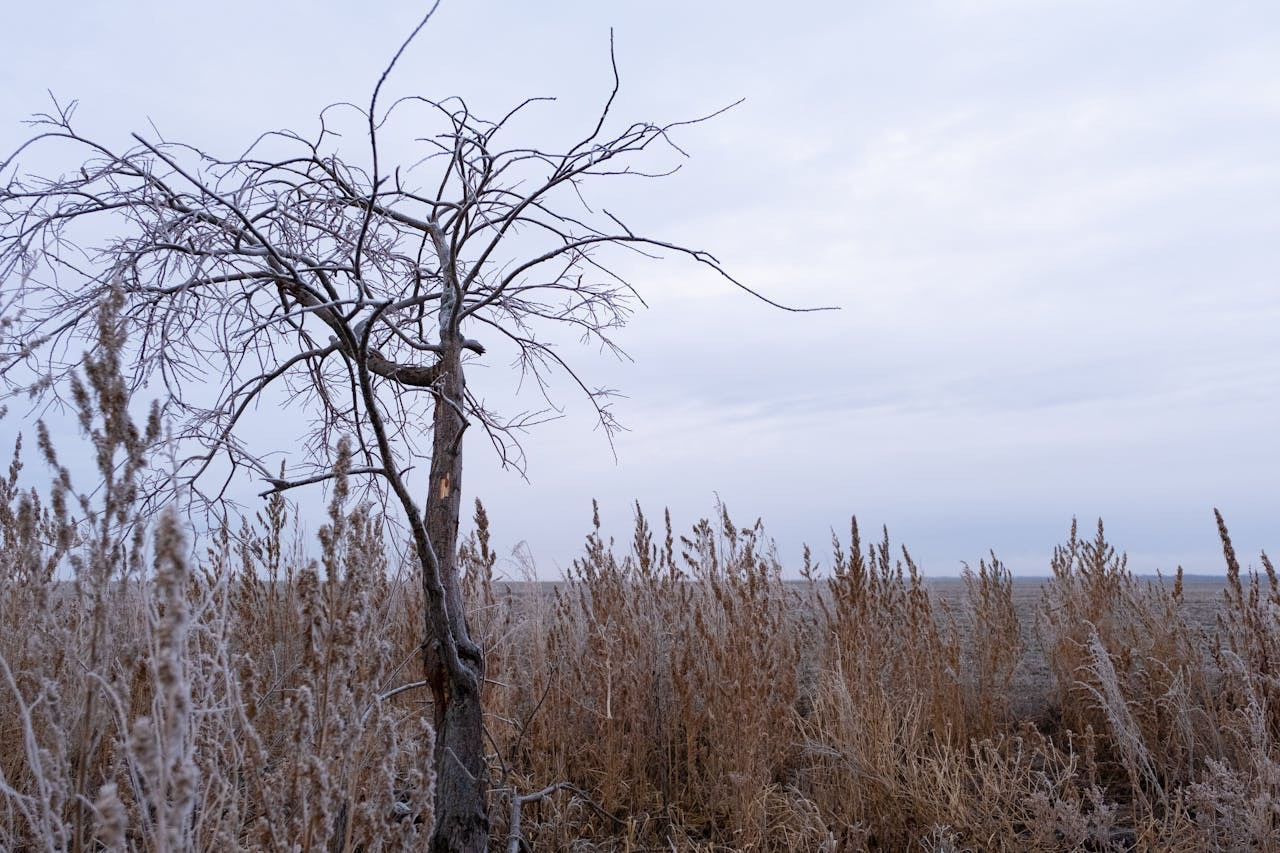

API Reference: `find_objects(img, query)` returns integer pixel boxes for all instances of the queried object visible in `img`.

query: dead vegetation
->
[0,343,1276,850]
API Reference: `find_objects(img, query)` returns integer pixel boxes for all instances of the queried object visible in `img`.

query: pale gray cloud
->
[3,0,1277,575]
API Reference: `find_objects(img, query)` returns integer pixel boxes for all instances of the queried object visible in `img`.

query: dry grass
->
[1,323,1277,849]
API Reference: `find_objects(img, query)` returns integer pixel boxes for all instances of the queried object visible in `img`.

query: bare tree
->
[0,11,824,850]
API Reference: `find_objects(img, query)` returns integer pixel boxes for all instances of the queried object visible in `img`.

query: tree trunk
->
[423,346,489,852]
[429,679,488,852]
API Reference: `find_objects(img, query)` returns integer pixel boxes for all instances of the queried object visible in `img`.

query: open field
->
[1,489,1276,851]
[925,575,1229,721]
[493,574,1230,727]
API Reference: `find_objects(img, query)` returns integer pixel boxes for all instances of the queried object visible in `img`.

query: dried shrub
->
[0,302,434,850]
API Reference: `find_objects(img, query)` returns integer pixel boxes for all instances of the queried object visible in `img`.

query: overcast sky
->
[3,1,1278,576]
